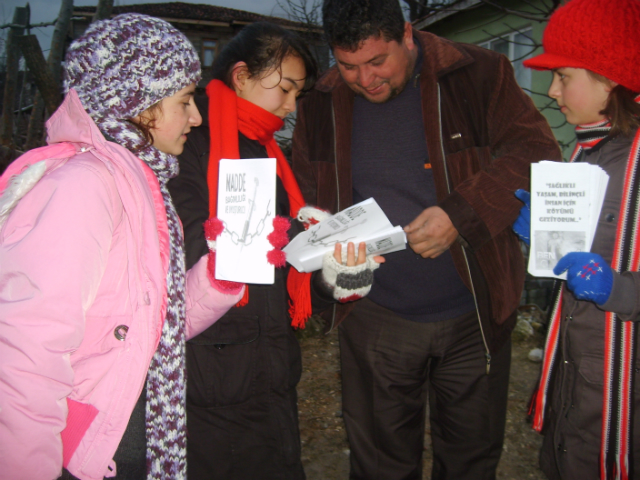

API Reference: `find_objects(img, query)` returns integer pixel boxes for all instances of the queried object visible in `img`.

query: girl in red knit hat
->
[512,0,640,479]
[167,22,383,479]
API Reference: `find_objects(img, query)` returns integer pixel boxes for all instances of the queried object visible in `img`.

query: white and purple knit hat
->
[64,13,201,128]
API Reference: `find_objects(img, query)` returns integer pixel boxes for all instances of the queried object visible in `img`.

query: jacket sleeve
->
[0,158,119,480]
[600,271,640,321]
[184,254,244,339]
[291,95,314,204]
[291,87,337,210]
[439,54,562,250]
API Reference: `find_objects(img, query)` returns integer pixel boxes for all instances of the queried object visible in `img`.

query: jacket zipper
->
[332,101,341,213]
[327,101,340,333]
[437,84,492,374]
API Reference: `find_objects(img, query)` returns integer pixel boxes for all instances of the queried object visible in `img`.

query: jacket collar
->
[45,89,110,151]
[315,29,475,93]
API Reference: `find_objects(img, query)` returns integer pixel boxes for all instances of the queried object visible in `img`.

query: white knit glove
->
[297,205,331,229]
[321,249,380,303]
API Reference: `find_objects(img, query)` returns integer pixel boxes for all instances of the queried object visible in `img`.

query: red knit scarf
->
[205,79,312,327]
[532,104,640,480]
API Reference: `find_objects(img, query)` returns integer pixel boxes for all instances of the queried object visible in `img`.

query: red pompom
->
[267,229,289,249]
[267,248,287,268]
[267,216,291,249]
[272,215,291,232]
[204,217,224,241]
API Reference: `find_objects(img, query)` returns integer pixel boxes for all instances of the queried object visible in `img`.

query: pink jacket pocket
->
[61,399,99,467]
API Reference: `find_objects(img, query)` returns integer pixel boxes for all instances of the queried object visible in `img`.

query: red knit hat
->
[523,0,640,92]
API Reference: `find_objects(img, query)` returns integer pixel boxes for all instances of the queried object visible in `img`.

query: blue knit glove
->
[553,252,614,304]
[513,189,530,245]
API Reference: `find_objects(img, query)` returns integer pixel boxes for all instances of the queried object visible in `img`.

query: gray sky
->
[1,0,287,54]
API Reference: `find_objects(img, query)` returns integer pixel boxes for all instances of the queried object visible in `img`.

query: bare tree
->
[478,0,561,22]
[93,0,114,23]
[47,0,73,97]
[0,31,6,71]
[16,35,60,114]
[402,0,453,21]
[273,0,325,159]
[275,0,322,28]
[0,5,29,148]
[25,0,73,149]
[404,0,561,22]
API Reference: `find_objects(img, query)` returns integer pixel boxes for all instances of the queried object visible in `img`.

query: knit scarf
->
[532,111,640,480]
[205,79,312,328]
[97,118,187,479]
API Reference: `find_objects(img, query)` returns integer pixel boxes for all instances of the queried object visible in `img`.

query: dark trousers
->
[339,298,511,480]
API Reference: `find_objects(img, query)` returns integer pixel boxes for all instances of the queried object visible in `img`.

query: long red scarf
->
[532,107,640,479]
[205,79,312,327]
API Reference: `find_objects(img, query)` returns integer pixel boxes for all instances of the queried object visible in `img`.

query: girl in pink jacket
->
[0,14,243,480]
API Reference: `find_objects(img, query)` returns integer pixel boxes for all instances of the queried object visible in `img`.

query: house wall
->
[177,25,241,85]
[419,0,575,161]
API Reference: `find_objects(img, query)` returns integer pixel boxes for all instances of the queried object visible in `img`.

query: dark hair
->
[128,101,163,152]
[588,71,640,138]
[211,22,318,95]
[322,0,405,51]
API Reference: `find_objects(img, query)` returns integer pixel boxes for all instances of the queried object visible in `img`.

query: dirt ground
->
[296,317,547,480]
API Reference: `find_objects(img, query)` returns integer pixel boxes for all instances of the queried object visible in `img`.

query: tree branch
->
[511,0,550,15]
[93,0,114,23]
[15,35,62,115]
[479,0,555,22]
[0,20,57,29]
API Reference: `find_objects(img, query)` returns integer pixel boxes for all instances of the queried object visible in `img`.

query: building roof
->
[73,2,321,33]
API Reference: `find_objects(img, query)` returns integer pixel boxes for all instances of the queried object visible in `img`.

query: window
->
[478,28,535,92]
[203,40,218,68]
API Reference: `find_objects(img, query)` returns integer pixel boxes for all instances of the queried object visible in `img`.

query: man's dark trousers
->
[339,298,511,480]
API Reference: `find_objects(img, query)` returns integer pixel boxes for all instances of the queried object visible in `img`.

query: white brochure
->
[215,158,276,284]
[528,161,609,279]
[284,197,406,273]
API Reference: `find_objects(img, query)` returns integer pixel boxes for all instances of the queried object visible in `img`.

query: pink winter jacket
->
[0,91,244,480]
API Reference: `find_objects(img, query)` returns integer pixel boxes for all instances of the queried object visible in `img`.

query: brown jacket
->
[292,31,561,353]
[539,130,640,479]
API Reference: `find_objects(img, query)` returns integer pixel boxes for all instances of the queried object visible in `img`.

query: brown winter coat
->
[539,131,640,480]
[292,30,561,353]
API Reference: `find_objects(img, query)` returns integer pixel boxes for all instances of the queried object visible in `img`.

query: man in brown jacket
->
[292,1,561,478]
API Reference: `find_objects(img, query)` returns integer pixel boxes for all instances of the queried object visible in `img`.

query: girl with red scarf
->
[168,22,382,479]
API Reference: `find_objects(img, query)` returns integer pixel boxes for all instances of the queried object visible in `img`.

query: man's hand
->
[404,206,458,258]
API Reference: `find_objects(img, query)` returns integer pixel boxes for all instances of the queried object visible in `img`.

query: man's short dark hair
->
[322,0,406,51]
